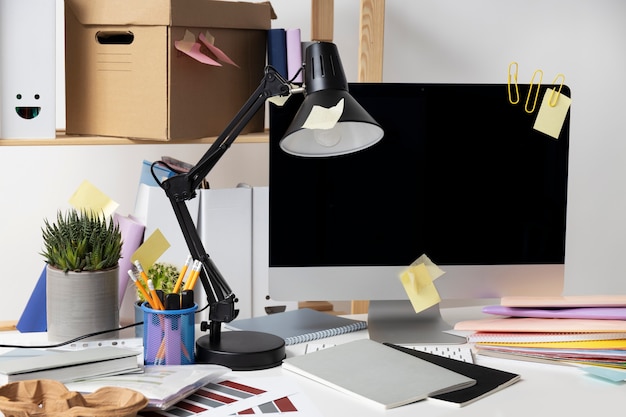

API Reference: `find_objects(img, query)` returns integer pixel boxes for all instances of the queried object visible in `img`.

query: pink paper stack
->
[455,295,626,372]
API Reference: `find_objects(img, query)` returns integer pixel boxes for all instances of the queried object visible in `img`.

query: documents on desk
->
[282,339,476,409]
[0,347,141,384]
[65,364,230,411]
[456,296,626,380]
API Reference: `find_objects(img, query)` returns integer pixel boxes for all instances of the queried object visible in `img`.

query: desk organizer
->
[142,302,197,365]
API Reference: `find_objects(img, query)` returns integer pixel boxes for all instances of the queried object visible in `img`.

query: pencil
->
[173,255,192,294]
[147,279,166,310]
[155,338,166,364]
[183,260,202,291]
[134,260,151,287]
[128,269,155,308]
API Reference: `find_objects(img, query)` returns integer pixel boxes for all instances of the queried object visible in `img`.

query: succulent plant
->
[41,209,123,272]
[136,262,180,302]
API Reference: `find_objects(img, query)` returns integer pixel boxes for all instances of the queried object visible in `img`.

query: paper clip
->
[525,69,543,114]
[549,73,565,107]
[507,62,519,104]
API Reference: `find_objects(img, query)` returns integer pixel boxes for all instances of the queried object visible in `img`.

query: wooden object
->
[358,0,386,82]
[352,0,385,315]
[0,321,17,331]
[311,0,334,41]
[0,131,268,146]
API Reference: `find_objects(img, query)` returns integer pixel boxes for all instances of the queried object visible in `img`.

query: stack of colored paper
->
[454,295,626,371]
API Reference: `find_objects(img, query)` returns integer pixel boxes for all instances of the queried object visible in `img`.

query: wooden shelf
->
[0,130,269,146]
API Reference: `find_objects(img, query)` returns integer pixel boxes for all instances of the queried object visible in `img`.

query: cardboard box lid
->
[66,0,274,29]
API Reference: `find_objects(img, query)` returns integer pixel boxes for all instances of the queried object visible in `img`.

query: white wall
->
[266,0,626,297]
[1,0,624,321]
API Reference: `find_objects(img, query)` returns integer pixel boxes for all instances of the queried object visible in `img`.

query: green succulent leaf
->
[41,209,123,273]
[135,262,180,302]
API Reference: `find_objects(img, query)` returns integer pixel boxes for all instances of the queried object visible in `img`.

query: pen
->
[173,255,192,294]
[181,290,194,309]
[165,293,181,310]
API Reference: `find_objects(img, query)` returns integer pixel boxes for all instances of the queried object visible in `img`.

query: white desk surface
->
[1,305,623,416]
[238,305,625,417]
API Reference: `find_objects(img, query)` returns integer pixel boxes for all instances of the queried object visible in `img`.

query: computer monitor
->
[268,83,570,344]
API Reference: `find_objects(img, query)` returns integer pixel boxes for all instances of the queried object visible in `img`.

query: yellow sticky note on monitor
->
[69,180,119,217]
[533,88,571,139]
[413,254,445,281]
[131,229,171,270]
[399,262,441,314]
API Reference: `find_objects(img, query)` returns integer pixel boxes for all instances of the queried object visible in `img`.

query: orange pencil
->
[155,338,166,364]
[173,255,192,294]
[134,260,151,286]
[128,269,155,307]
[183,260,202,291]
[147,279,166,310]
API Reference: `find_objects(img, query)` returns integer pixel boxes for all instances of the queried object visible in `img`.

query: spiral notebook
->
[225,308,367,345]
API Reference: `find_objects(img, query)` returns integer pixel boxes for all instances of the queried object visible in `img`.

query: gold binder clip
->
[525,69,543,113]
[549,73,565,107]
[507,62,519,104]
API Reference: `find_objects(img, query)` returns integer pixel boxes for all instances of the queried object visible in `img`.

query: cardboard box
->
[65,0,273,141]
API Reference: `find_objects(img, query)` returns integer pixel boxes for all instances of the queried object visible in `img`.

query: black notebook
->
[385,343,520,407]
[283,339,475,409]
[224,308,367,345]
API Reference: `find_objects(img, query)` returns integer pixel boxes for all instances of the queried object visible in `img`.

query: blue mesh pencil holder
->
[141,302,197,365]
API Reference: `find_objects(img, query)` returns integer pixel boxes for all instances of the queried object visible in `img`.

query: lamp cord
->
[0,321,142,349]
[150,160,183,188]
[0,303,210,349]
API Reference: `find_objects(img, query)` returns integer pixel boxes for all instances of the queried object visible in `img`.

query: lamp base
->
[195,330,286,371]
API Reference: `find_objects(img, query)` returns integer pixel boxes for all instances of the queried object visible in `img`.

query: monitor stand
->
[367,300,466,344]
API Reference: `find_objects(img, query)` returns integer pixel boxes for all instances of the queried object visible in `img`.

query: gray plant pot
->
[134,300,144,337]
[46,265,120,343]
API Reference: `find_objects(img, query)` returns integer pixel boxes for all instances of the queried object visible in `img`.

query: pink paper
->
[286,28,302,82]
[483,305,626,320]
[174,40,221,66]
[455,317,626,333]
[501,295,626,308]
[114,213,146,304]
[199,32,239,68]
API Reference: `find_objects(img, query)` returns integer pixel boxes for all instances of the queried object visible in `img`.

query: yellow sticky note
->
[414,254,445,281]
[399,263,441,314]
[69,180,119,218]
[131,229,171,270]
[533,88,571,139]
[268,90,292,107]
[302,98,344,129]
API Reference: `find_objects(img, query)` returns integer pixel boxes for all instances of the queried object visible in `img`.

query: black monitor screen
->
[269,83,569,269]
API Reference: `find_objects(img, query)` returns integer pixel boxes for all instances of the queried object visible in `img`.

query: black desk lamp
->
[155,42,383,371]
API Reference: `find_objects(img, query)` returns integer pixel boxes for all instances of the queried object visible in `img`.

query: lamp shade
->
[280,42,384,157]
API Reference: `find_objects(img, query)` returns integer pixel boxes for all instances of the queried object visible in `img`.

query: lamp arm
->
[188,66,294,191]
[159,66,296,340]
